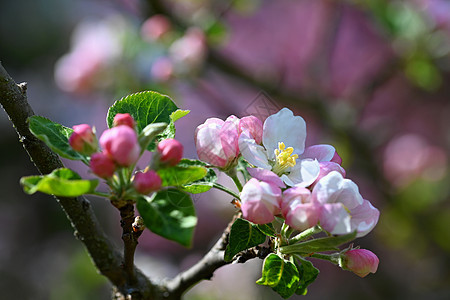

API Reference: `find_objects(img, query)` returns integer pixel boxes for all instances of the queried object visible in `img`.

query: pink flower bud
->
[157,138,183,166]
[133,170,162,194]
[90,152,116,178]
[195,116,240,169]
[240,178,281,224]
[340,249,379,277]
[99,125,140,166]
[113,113,135,129]
[239,116,263,144]
[69,124,98,155]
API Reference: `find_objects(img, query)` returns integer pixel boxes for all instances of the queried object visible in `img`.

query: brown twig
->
[161,212,265,299]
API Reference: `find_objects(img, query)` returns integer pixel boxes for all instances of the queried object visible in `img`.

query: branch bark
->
[0,62,156,299]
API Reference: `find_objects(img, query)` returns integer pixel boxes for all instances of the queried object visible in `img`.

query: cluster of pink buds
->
[69,113,184,195]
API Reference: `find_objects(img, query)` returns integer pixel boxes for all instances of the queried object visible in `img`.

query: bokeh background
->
[1,0,449,299]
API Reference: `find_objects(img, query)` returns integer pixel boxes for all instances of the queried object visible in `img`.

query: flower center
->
[272,142,298,175]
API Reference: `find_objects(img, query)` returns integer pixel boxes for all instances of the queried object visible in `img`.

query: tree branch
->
[160,213,268,299]
[0,62,157,299]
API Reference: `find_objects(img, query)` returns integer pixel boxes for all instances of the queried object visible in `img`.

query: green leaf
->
[136,189,197,247]
[170,109,190,122]
[224,218,267,262]
[178,159,217,194]
[256,253,300,299]
[138,122,168,151]
[257,223,276,237]
[281,231,357,255]
[106,91,179,150]
[28,116,87,161]
[21,168,98,197]
[157,163,207,187]
[295,258,319,296]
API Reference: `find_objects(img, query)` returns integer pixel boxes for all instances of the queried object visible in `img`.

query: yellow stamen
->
[272,142,298,175]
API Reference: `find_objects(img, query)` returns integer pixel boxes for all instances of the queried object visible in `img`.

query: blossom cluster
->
[68,113,183,196]
[195,108,380,277]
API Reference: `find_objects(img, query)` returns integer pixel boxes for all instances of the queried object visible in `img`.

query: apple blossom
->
[239,108,339,187]
[195,115,240,169]
[339,249,379,277]
[311,161,346,187]
[239,115,263,144]
[312,171,380,237]
[113,113,135,129]
[99,125,140,167]
[240,178,282,224]
[69,124,98,155]
[282,186,321,231]
[133,170,162,194]
[157,138,183,166]
[90,152,116,178]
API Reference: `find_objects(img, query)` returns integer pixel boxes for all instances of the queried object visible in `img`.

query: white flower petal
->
[312,171,345,204]
[262,108,306,159]
[286,159,320,187]
[320,203,352,235]
[239,131,270,169]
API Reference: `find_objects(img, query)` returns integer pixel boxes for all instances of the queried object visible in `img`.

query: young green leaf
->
[106,91,180,150]
[224,218,267,262]
[170,109,190,122]
[138,122,168,151]
[295,258,319,296]
[28,116,88,161]
[256,253,300,299]
[178,159,217,194]
[280,231,357,255]
[257,223,277,237]
[157,165,207,187]
[136,189,197,247]
[21,168,98,197]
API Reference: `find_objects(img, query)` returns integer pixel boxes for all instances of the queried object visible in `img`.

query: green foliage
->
[178,159,218,194]
[136,189,197,247]
[280,231,357,255]
[157,162,207,187]
[28,116,88,162]
[21,168,98,197]
[295,258,319,296]
[257,223,276,237]
[256,253,300,299]
[138,122,168,151]
[107,91,187,150]
[224,218,267,262]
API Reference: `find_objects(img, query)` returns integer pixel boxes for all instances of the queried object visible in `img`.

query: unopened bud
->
[69,124,98,155]
[90,152,116,178]
[133,170,162,194]
[113,113,136,129]
[99,125,140,167]
[339,249,379,277]
[157,138,183,166]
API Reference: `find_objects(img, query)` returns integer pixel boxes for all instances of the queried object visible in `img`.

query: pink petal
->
[247,167,286,188]
[300,144,336,162]
[350,199,380,237]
